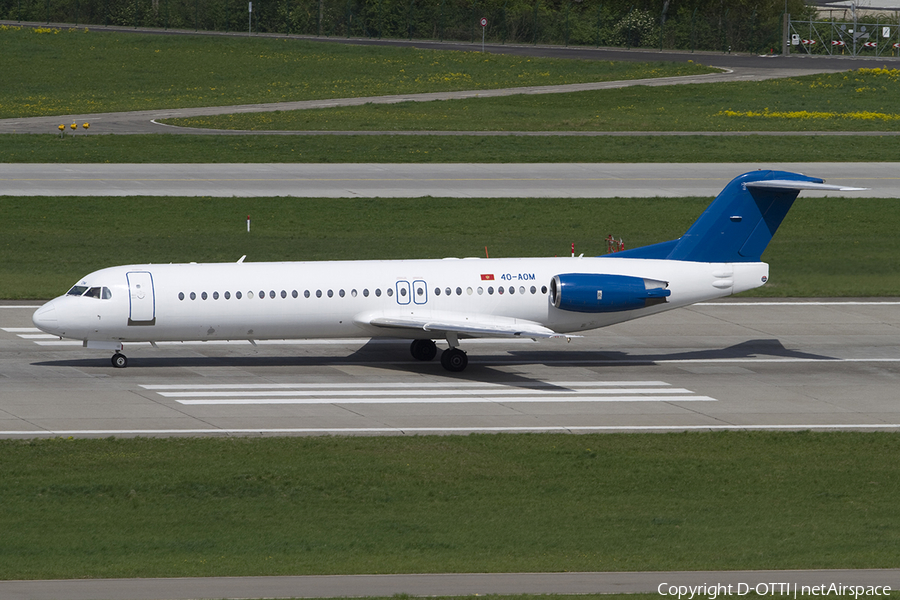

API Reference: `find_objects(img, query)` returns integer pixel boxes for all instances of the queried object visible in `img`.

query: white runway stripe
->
[141,381,671,390]
[176,395,715,405]
[161,388,693,398]
[141,380,715,405]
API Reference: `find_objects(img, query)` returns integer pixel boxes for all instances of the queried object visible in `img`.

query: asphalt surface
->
[2,569,899,600]
[1,162,895,197]
[4,300,900,437]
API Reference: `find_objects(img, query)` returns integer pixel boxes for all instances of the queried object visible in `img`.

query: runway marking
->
[141,380,716,405]
[3,424,900,437]
[140,381,671,389]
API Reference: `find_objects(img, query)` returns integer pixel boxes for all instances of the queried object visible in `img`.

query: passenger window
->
[488,287,494,295]
[304,290,310,298]
[179,292,185,301]
[259,290,265,299]
[225,291,231,299]
[292,290,298,298]
[519,286,526,295]
[213,292,219,300]
[339,289,345,298]
[541,286,548,294]
[363,289,369,297]
[530,286,536,294]
[248,291,254,299]
[269,290,276,299]
[509,286,515,295]
[445,287,451,296]
[281,290,287,299]
[477,287,484,295]
[375,289,382,297]
[387,288,393,297]
[190,292,197,300]
[400,288,407,297]
[351,289,358,297]
[456,287,462,296]
[466,287,473,295]
[316,290,322,298]
[236,291,243,299]
[498,287,504,295]
[327,290,334,298]
[435,288,441,296]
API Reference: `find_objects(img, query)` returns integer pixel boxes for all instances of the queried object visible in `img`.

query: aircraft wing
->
[366,314,564,339]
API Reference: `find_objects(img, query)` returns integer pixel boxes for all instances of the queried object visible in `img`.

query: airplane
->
[31,170,864,372]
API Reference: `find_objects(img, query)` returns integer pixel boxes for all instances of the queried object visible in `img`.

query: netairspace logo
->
[657,583,892,600]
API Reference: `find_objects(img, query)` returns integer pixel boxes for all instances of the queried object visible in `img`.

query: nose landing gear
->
[111,353,128,368]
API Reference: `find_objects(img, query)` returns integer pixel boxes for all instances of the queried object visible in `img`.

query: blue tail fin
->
[615,170,840,263]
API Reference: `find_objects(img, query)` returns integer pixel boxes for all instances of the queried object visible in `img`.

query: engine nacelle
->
[549,273,671,313]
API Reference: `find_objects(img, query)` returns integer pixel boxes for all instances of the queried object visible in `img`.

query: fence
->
[1,0,786,54]
[788,16,900,57]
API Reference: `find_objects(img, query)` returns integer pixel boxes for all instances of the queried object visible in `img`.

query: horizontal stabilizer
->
[745,180,867,192]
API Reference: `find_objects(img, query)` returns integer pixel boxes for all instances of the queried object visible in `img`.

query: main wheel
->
[111,353,128,368]
[440,348,468,372]
[410,339,438,361]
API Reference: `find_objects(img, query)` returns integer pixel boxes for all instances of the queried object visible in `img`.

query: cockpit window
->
[66,285,112,299]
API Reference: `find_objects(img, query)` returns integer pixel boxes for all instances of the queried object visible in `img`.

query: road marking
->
[141,380,715,405]
[175,396,714,405]
[140,381,672,389]
[3,424,900,437]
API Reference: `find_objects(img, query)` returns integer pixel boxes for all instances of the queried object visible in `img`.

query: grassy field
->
[0,25,713,119]
[164,69,900,132]
[5,133,900,163]
[2,432,899,579]
[1,196,897,299]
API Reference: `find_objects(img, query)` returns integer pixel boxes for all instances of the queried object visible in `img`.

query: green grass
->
[164,69,900,132]
[5,133,900,163]
[1,196,897,299]
[1,432,899,579]
[0,25,714,119]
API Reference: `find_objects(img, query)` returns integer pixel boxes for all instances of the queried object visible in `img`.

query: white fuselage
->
[32,256,768,344]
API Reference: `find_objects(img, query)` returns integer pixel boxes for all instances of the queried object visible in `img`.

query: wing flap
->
[367,315,563,339]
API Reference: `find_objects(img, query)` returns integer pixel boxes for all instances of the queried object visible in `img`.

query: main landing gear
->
[111,353,128,368]
[409,338,468,372]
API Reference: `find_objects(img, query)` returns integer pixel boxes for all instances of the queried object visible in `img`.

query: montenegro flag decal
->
[480,274,495,281]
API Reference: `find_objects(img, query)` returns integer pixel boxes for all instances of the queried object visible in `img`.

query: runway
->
[3,299,900,438]
[1,162,897,197]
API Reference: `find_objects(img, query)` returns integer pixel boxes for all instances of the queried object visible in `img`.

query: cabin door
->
[126,271,156,325]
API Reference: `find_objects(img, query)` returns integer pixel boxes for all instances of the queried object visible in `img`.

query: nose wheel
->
[111,353,128,368]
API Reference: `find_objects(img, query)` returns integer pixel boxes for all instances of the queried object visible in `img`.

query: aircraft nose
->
[32,304,58,334]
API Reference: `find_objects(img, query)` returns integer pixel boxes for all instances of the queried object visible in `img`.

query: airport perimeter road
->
[2,569,899,600]
[1,162,896,197]
[0,66,841,135]
[3,300,900,438]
